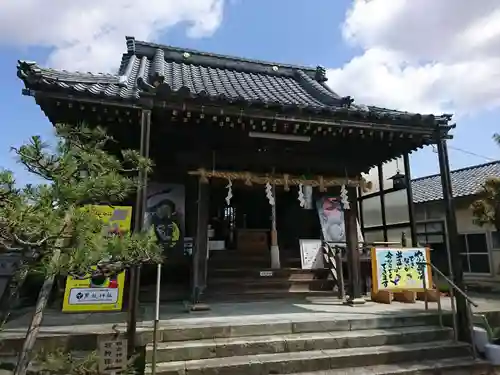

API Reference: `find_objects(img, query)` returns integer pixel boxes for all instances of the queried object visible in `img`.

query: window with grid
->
[416,221,445,246]
[458,233,490,274]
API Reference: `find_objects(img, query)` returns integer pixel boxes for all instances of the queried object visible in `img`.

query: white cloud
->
[0,0,225,73]
[327,0,500,115]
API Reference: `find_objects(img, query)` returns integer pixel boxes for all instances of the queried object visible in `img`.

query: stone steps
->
[205,289,335,302]
[208,255,302,269]
[139,314,441,344]
[207,268,330,279]
[143,313,487,375]
[278,358,491,375]
[207,278,335,291]
[206,267,335,299]
[145,341,471,375]
[146,326,452,362]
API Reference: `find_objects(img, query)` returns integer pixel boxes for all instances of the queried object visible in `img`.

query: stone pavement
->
[2,293,500,340]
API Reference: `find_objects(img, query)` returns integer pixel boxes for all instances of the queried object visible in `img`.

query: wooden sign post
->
[98,335,128,375]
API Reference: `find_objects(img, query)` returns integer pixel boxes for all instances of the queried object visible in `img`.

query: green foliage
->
[0,123,162,278]
[471,134,500,230]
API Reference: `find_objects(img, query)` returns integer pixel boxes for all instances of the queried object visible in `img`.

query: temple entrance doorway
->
[208,181,322,265]
[275,187,322,263]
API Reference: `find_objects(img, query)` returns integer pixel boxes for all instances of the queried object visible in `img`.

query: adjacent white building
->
[412,161,500,287]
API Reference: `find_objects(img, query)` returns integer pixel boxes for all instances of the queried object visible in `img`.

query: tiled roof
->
[411,161,500,203]
[17,37,451,125]
[17,37,347,110]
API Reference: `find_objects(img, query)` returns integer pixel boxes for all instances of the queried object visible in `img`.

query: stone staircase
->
[206,248,335,300]
[144,313,490,375]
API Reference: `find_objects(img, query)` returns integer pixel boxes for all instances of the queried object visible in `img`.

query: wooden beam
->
[158,101,440,136]
[174,149,367,176]
[187,168,372,192]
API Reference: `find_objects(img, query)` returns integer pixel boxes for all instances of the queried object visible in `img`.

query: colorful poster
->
[371,247,432,293]
[316,196,363,245]
[62,205,131,313]
[83,205,132,235]
[144,183,185,256]
[62,268,126,312]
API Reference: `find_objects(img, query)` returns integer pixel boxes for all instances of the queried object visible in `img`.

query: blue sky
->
[1,0,499,186]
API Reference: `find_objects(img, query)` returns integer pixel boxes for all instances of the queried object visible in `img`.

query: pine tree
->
[471,133,500,230]
[0,123,162,375]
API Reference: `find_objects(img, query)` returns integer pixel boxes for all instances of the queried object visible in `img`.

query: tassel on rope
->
[265,181,275,206]
[283,174,290,192]
[244,172,252,186]
[318,175,326,192]
[225,178,233,205]
[340,184,350,210]
[199,168,209,184]
[297,183,306,208]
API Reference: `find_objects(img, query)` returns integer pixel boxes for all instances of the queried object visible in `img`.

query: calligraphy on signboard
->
[98,336,128,375]
[371,247,431,293]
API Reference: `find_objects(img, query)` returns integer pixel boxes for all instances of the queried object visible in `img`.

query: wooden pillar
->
[127,107,151,353]
[346,187,365,305]
[403,153,418,246]
[436,136,469,341]
[191,178,210,310]
[270,176,281,269]
[377,164,388,242]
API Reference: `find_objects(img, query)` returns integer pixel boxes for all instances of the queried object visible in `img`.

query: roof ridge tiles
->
[17,60,125,86]
[295,70,345,107]
[125,36,319,78]
[412,160,500,182]
[411,160,500,203]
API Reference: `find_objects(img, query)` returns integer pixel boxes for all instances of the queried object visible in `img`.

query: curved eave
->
[17,60,453,133]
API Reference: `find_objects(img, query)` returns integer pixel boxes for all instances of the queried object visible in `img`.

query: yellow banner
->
[62,205,132,313]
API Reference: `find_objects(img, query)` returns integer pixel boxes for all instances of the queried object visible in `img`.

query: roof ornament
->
[125,36,136,54]
[137,77,156,93]
[340,96,354,108]
[118,75,128,86]
[314,66,327,83]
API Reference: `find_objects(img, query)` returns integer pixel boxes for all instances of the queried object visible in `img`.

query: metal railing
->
[322,242,345,300]
[320,243,479,357]
[418,261,478,359]
[322,240,401,300]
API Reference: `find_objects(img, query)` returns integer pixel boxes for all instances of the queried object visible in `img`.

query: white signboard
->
[98,335,128,375]
[68,288,119,305]
[299,239,324,269]
[259,271,273,277]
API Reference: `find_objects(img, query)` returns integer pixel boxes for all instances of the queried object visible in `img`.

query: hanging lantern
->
[389,171,406,190]
[389,159,406,190]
